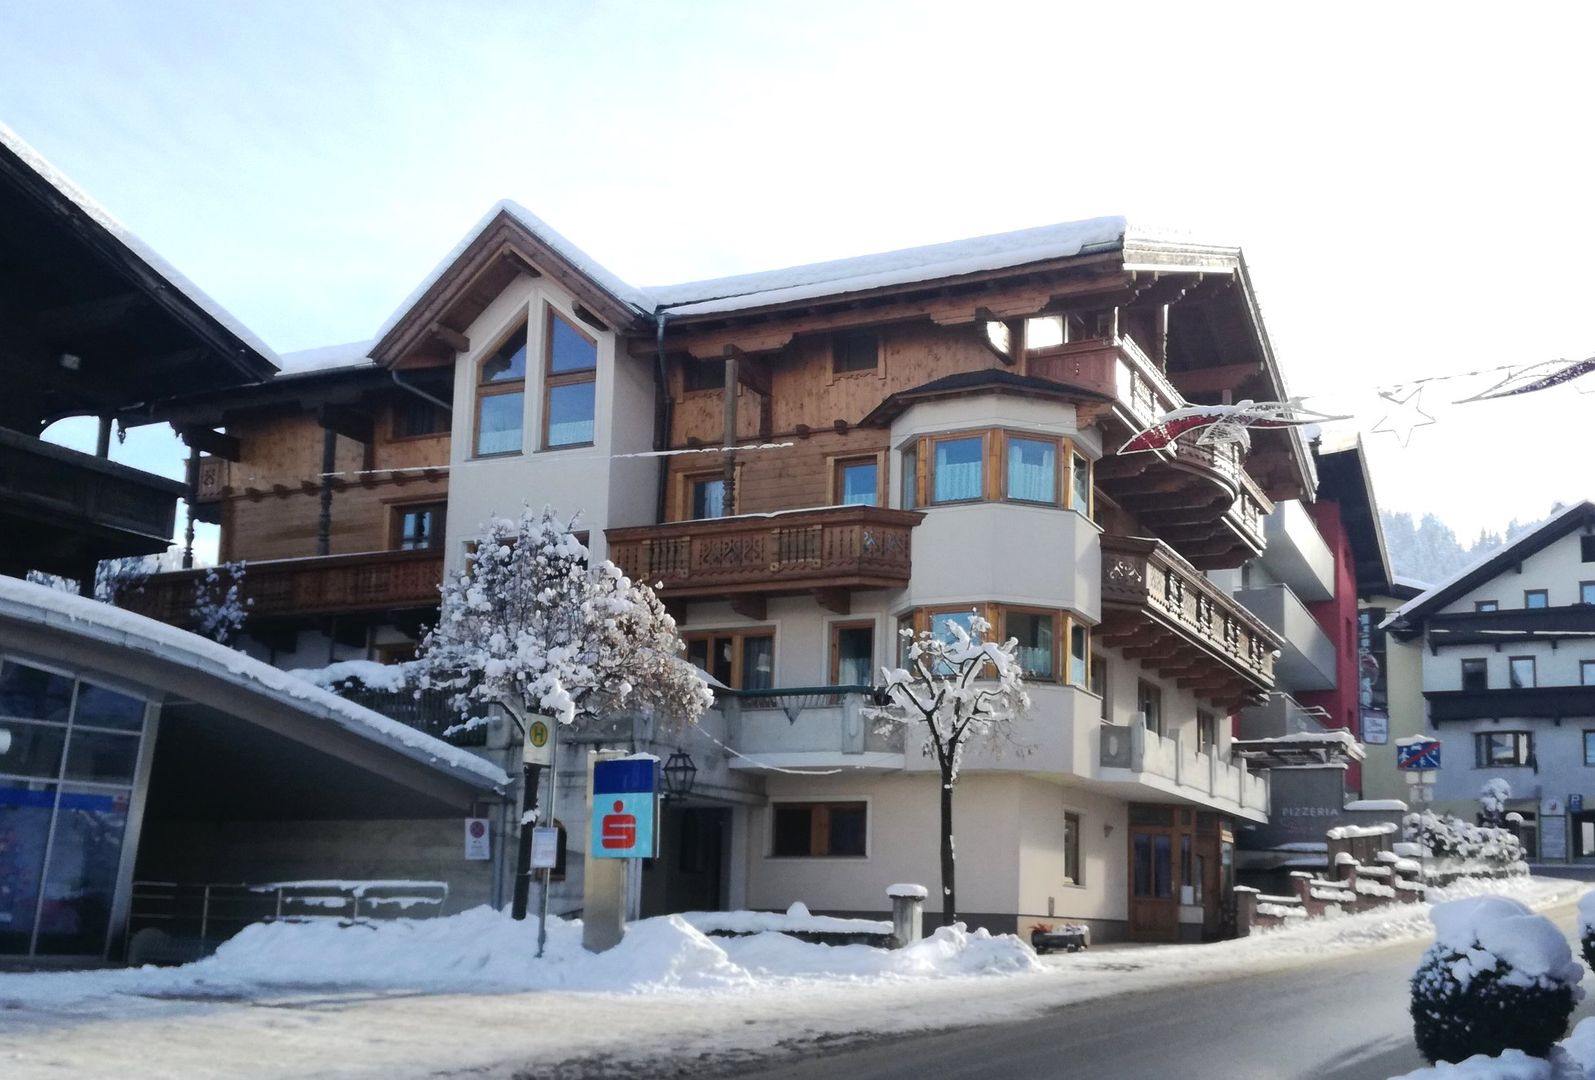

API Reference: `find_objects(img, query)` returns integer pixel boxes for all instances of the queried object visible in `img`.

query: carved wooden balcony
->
[126,548,444,627]
[606,506,923,611]
[0,428,185,577]
[1097,534,1282,709]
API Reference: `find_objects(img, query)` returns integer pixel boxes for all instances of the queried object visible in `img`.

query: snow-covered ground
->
[0,876,1582,1080]
[1390,1017,1595,1079]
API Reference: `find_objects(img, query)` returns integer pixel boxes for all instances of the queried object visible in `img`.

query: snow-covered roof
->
[0,121,280,368]
[648,216,1130,318]
[1381,501,1595,633]
[0,576,506,792]
[276,339,378,378]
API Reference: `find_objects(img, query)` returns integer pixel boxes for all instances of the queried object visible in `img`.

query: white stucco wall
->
[1438,529,1595,613]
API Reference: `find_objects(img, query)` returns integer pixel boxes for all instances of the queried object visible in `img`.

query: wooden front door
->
[1128,804,1183,942]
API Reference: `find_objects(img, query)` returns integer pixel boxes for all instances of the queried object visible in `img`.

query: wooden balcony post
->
[183,444,199,570]
[722,347,739,514]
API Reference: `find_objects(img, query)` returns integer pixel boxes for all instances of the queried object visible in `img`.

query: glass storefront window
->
[35,785,130,956]
[73,683,144,732]
[0,781,54,954]
[0,662,73,723]
[63,730,140,785]
[0,721,68,779]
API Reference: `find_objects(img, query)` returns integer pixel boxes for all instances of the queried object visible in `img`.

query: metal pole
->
[536,719,560,958]
[512,759,542,919]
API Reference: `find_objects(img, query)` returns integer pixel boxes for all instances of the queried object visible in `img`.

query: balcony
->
[606,506,923,610]
[714,687,905,771]
[1258,501,1334,602]
[1425,605,1595,648]
[1233,584,1336,692]
[1425,685,1595,723]
[0,427,185,577]
[127,548,444,628]
[1098,535,1281,709]
[1031,336,1271,567]
[1097,722,1270,822]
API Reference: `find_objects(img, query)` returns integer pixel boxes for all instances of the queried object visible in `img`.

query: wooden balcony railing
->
[126,548,444,626]
[0,427,183,549]
[606,506,923,600]
[1099,535,1281,703]
[1027,334,1183,432]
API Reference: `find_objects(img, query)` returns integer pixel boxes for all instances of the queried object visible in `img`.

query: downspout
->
[390,369,453,414]
[653,312,672,523]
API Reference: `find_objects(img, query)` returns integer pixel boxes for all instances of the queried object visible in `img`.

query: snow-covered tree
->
[417,507,711,738]
[191,561,250,645]
[95,555,152,606]
[1479,778,1512,828]
[871,614,1030,922]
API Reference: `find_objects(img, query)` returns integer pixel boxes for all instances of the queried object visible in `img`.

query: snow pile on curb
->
[682,901,891,936]
[1390,1017,1595,1079]
[0,908,1038,1009]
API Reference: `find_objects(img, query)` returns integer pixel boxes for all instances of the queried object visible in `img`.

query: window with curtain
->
[1005,436,1056,503]
[836,459,879,506]
[690,476,726,519]
[933,436,983,503]
[832,624,874,685]
[1071,452,1092,516]
[544,309,597,448]
[1005,610,1055,679]
[475,323,527,456]
[741,635,775,690]
[684,630,773,689]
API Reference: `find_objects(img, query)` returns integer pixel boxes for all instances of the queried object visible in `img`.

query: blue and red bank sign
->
[591,758,659,859]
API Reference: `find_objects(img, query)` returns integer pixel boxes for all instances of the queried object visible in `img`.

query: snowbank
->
[682,903,892,936]
[1390,1017,1595,1079]
[0,908,1038,1009]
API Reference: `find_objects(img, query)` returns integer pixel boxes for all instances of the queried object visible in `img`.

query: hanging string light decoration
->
[1453,355,1595,403]
[1117,398,1350,455]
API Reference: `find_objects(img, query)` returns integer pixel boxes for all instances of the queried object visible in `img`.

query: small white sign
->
[531,826,560,870]
[464,818,491,860]
[1543,796,1566,816]
[1361,711,1388,745]
[1412,784,1434,803]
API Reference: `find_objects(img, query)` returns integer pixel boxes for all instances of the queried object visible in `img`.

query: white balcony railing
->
[1097,721,1270,816]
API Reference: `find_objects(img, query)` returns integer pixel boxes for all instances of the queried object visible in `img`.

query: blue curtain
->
[934,438,983,502]
[1007,438,1055,502]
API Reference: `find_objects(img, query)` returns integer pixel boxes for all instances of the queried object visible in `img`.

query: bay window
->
[900,429,1093,512]
[932,436,984,503]
[1005,436,1056,503]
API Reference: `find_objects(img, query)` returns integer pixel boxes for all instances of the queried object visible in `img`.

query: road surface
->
[721,897,1591,1080]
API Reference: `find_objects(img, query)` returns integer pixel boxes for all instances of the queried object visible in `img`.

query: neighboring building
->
[349,204,1319,943]
[1381,502,1595,862]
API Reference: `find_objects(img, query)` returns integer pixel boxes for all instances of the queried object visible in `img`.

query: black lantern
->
[661,750,698,800]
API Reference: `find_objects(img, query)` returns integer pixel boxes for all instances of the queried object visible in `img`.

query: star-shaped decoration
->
[1370,386,1436,447]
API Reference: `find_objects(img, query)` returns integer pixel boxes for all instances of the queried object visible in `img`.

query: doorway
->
[641,805,729,916]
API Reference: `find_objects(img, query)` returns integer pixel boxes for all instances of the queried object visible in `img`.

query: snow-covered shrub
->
[1410,896,1583,1064]
[191,561,250,645]
[1479,778,1512,828]
[1578,892,1595,973]
[1404,810,1525,870]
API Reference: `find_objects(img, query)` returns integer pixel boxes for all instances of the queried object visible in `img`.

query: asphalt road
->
[734,897,1592,1080]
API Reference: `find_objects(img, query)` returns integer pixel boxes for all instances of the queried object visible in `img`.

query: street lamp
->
[662,750,697,800]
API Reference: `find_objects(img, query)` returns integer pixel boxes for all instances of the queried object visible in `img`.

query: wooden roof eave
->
[372,211,647,370]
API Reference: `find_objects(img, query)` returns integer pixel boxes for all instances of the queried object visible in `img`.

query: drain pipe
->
[389,369,453,414]
[653,312,672,523]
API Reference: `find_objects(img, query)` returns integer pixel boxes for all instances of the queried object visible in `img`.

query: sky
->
[6,0,1594,556]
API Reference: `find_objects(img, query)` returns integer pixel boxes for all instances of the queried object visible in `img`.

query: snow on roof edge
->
[276,339,379,376]
[0,576,506,791]
[0,121,280,367]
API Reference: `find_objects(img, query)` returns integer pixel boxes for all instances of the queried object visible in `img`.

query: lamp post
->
[662,750,697,801]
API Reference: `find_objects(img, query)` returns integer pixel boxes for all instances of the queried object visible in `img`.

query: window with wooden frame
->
[473,322,528,456]
[900,430,1092,513]
[1004,433,1059,504]
[1524,589,1549,610]
[1138,679,1164,735]
[684,629,774,690]
[1070,449,1093,519]
[1063,811,1081,885]
[770,800,867,857]
[684,472,728,519]
[1002,607,1058,680]
[832,455,881,507]
[391,501,446,551]
[831,331,879,375]
[1475,600,1498,613]
[901,446,918,509]
[829,621,875,685]
[930,433,987,504]
[1461,658,1489,691]
[543,306,597,449]
[391,396,448,439]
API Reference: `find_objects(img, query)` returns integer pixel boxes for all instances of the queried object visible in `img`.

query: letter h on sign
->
[591,758,658,859]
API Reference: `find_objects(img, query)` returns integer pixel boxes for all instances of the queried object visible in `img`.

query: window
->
[901,448,918,509]
[1138,679,1163,735]
[1584,535,1595,562]
[932,436,984,503]
[1063,811,1081,885]
[1133,833,1173,898]
[1197,710,1218,754]
[1583,661,1595,687]
[1069,622,1090,687]
[832,331,878,374]
[544,308,597,448]
[1525,590,1549,609]
[685,630,774,690]
[689,475,727,519]
[1475,600,1498,613]
[835,458,879,507]
[771,801,867,857]
[1509,656,1536,689]
[1582,583,1595,606]
[1005,436,1057,503]
[474,323,527,456]
[830,622,875,685]
[1180,834,1193,900]
[682,360,724,392]
[393,397,447,439]
[1475,731,1532,768]
[1091,655,1108,719]
[1461,658,1489,692]
[393,502,445,550]
[1071,451,1092,518]
[1026,316,1065,350]
[1005,609,1057,680]
[1585,731,1595,766]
